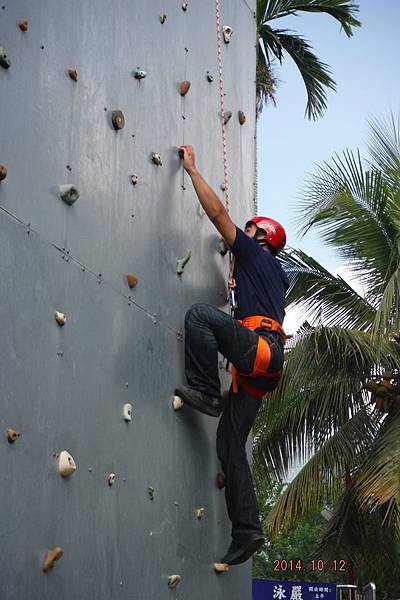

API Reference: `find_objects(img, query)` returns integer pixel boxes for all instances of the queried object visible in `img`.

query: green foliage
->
[256,1,361,119]
[253,115,400,585]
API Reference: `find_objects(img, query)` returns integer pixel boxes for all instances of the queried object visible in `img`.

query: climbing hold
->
[160,13,167,24]
[176,250,191,275]
[216,472,226,489]
[222,26,233,44]
[217,238,229,256]
[0,164,7,182]
[168,575,181,589]
[134,69,147,80]
[123,403,132,422]
[6,428,19,443]
[179,80,191,96]
[59,184,80,206]
[198,205,206,217]
[196,507,205,519]
[125,273,138,288]
[108,473,116,486]
[18,19,28,31]
[58,450,77,477]
[130,174,139,186]
[172,395,184,411]
[151,153,162,166]
[214,563,229,573]
[54,311,66,327]
[223,111,232,125]
[181,2,188,11]
[238,110,246,125]
[111,110,125,130]
[0,47,11,69]
[68,68,78,81]
[148,486,155,501]
[206,71,214,82]
[42,547,64,572]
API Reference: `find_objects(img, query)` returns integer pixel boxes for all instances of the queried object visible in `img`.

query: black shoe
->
[221,532,264,566]
[174,386,223,417]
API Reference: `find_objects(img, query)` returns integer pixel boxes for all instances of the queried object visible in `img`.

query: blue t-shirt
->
[231,226,289,323]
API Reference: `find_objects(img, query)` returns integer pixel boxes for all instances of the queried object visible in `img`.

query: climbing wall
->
[0,1,256,598]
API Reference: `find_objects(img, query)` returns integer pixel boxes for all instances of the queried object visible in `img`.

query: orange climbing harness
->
[231,315,286,399]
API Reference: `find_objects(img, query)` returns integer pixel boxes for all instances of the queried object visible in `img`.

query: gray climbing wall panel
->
[0,1,256,598]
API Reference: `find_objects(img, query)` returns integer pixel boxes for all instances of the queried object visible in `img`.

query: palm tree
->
[253,114,400,585]
[256,0,361,119]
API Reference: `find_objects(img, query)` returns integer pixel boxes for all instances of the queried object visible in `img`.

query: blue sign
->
[253,579,336,600]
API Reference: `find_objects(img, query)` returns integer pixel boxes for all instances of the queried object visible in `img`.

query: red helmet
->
[246,216,286,252]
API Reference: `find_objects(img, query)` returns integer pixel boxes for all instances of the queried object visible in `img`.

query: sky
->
[257,0,400,274]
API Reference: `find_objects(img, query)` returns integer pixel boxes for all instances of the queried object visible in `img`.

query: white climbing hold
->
[151,153,162,166]
[196,507,205,519]
[54,311,66,326]
[160,13,167,24]
[214,562,229,573]
[0,47,11,69]
[222,26,233,44]
[198,204,206,217]
[108,473,116,486]
[130,174,139,185]
[206,71,214,82]
[42,547,64,572]
[181,2,188,11]
[168,574,181,588]
[176,250,191,275]
[123,403,132,422]
[134,69,147,80]
[223,111,232,125]
[58,450,77,477]
[172,395,184,411]
[59,184,80,206]
[6,428,19,443]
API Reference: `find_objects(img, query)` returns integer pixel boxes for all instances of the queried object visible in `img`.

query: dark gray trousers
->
[184,302,283,536]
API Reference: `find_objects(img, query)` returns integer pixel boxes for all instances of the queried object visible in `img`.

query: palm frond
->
[368,113,400,194]
[265,408,378,534]
[260,0,361,36]
[373,267,400,338]
[356,410,400,514]
[318,485,400,572]
[256,46,278,115]
[298,150,397,298]
[259,25,335,119]
[281,248,376,329]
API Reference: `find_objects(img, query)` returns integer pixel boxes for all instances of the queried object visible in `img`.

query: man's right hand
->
[179,144,197,176]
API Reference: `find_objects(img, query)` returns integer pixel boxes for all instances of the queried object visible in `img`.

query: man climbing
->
[175,145,288,566]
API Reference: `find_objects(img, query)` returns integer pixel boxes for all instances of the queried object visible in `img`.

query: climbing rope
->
[215,0,237,314]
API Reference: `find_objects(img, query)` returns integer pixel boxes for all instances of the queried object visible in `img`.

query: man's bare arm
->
[179,145,236,247]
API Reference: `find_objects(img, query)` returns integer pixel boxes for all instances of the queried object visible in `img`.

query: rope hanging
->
[215,0,237,314]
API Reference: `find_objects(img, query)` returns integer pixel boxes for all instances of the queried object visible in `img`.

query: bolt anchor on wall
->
[176,250,191,275]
